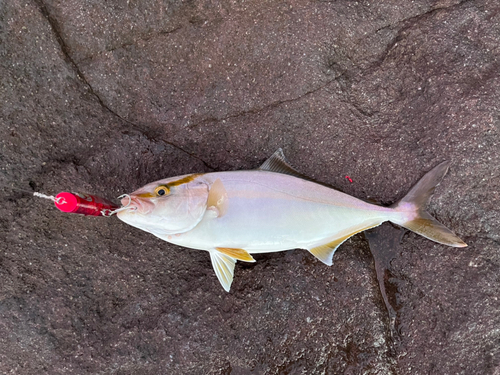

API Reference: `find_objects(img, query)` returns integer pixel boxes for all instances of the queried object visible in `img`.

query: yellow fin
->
[402,215,467,247]
[392,161,467,247]
[216,247,256,262]
[309,239,345,266]
[309,225,379,265]
[207,178,228,217]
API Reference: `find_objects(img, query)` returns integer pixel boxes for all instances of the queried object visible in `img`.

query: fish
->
[117,149,467,291]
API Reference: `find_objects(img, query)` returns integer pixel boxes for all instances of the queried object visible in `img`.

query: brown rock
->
[1,0,499,373]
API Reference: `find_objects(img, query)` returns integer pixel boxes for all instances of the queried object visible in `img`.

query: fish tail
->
[390,161,467,247]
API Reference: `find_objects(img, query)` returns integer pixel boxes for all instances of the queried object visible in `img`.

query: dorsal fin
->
[258,148,310,179]
[259,148,348,193]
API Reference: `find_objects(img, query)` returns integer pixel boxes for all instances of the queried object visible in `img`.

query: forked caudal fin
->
[391,161,467,247]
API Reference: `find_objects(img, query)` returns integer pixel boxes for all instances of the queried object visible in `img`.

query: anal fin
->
[308,225,380,265]
[309,239,345,266]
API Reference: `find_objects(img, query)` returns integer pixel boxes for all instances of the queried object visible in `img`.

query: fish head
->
[117,174,209,235]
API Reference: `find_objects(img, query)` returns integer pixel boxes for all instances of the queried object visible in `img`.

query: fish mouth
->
[114,194,137,214]
[119,194,154,215]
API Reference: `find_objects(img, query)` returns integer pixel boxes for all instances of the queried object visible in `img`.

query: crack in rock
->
[374,0,470,34]
[35,0,215,172]
[77,26,184,65]
[369,0,472,68]
[189,77,341,129]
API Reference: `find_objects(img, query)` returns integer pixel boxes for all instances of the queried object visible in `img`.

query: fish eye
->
[154,185,170,197]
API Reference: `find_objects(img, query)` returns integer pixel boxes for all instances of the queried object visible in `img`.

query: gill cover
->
[118,177,210,236]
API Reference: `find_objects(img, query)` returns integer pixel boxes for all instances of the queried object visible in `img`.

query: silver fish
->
[117,149,466,291]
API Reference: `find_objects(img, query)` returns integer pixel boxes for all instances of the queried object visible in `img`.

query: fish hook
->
[101,194,134,216]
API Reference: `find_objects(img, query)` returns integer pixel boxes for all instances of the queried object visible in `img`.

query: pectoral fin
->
[308,225,380,265]
[209,250,236,292]
[207,178,228,218]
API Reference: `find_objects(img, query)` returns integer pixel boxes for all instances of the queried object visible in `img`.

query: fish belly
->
[166,171,395,253]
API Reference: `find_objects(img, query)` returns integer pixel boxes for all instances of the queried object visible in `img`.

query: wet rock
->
[1,0,499,373]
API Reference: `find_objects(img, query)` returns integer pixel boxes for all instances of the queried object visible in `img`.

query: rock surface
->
[1,0,499,373]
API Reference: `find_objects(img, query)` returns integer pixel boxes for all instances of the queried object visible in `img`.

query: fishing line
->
[33,192,66,204]
[1,182,123,217]
[1,183,65,204]
[0,183,39,195]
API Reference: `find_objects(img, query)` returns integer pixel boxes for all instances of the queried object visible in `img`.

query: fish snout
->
[120,196,131,207]
[125,195,155,214]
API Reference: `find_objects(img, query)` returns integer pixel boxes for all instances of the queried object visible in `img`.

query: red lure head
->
[54,192,119,216]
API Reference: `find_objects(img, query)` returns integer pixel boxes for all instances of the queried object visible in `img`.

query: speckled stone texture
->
[1,0,499,374]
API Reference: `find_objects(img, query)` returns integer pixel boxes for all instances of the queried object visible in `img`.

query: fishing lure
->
[31,191,119,216]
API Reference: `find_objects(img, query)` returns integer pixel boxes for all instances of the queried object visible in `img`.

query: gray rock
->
[1,0,499,373]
